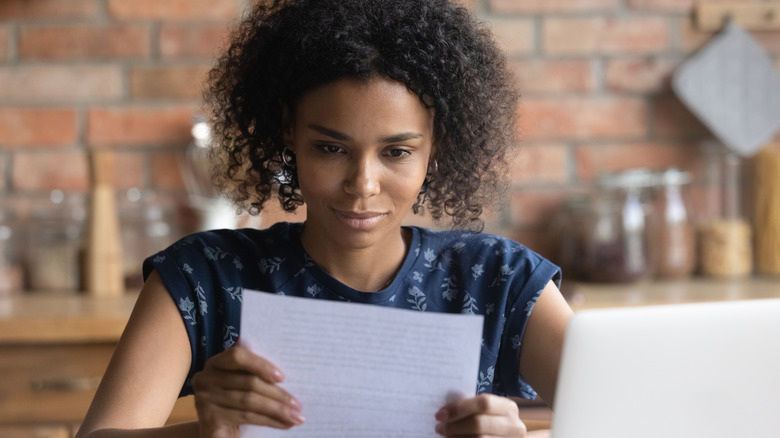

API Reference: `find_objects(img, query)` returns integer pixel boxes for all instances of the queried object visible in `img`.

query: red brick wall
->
[0,0,774,260]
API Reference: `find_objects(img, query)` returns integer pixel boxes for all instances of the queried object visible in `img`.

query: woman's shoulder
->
[412,226,556,274]
[143,222,303,289]
[414,226,528,255]
[168,222,300,251]
[148,222,302,270]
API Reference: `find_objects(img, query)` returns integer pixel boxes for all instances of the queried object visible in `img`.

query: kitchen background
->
[1,0,779,294]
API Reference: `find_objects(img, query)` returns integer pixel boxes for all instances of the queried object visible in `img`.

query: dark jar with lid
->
[583,169,655,283]
[553,195,590,281]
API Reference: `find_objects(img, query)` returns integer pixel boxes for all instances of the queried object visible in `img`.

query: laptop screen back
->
[551,299,780,438]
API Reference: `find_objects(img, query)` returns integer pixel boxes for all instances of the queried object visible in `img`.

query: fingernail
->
[290,409,306,425]
[289,397,302,411]
[435,423,444,434]
[435,408,448,421]
[271,367,285,383]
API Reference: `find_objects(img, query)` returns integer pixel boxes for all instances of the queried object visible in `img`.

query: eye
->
[316,143,344,154]
[385,148,411,159]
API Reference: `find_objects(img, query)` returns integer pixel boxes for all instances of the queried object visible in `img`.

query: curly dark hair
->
[206,0,518,230]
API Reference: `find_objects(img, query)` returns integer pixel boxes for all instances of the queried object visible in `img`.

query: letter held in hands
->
[239,290,484,437]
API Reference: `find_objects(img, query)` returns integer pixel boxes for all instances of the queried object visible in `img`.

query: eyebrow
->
[307,124,423,143]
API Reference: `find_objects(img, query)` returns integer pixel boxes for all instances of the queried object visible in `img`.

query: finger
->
[437,394,518,423]
[435,413,525,437]
[199,369,296,405]
[207,344,285,384]
[199,401,302,430]
[192,362,304,427]
[196,386,305,426]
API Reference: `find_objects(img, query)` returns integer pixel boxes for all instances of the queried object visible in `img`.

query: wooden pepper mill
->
[85,151,124,297]
[754,143,780,275]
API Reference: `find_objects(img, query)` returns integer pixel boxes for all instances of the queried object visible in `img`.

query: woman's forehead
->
[295,77,432,121]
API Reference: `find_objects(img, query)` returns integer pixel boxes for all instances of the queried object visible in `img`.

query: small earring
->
[428,159,439,175]
[282,148,296,168]
[426,159,438,182]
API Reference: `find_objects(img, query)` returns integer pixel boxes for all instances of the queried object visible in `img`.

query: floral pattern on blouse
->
[144,222,561,399]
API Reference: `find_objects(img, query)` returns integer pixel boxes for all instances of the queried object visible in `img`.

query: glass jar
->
[652,169,696,279]
[25,191,86,293]
[554,195,590,281]
[120,190,177,289]
[583,169,655,283]
[0,210,24,295]
[697,145,753,278]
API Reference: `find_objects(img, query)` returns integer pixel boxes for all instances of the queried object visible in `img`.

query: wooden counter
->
[565,277,780,310]
[3,277,776,342]
[0,292,138,344]
[2,278,778,436]
[0,292,194,438]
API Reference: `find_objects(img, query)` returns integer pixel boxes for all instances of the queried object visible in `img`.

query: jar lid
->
[597,169,655,190]
[657,168,691,186]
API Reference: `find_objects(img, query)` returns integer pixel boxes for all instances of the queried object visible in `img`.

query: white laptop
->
[551,298,780,438]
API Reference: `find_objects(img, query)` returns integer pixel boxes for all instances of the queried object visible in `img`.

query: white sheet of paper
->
[239,289,484,437]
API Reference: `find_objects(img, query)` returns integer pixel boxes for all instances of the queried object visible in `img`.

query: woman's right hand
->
[192,341,305,438]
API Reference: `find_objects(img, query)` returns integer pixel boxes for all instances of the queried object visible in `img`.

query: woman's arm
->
[518,279,573,407]
[435,280,572,437]
[76,270,305,438]
[76,270,194,438]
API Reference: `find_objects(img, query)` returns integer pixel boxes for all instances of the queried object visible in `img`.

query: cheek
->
[294,163,329,200]
[295,160,428,203]
[390,167,428,199]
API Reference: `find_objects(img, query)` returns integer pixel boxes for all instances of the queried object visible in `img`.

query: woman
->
[76,0,573,437]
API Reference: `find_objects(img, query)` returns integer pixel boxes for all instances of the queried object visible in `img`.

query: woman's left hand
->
[435,393,527,437]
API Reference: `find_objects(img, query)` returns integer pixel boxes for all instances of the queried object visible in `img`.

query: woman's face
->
[286,76,434,252]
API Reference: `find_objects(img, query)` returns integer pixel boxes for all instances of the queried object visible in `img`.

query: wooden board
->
[0,293,137,344]
[696,3,780,31]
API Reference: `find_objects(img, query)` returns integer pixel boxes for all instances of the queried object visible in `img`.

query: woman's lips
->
[333,209,386,230]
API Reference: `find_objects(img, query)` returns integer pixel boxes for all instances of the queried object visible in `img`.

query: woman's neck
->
[299,225,410,292]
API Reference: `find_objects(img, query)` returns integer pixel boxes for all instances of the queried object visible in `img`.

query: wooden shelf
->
[696,2,780,31]
[2,279,776,435]
[2,278,779,343]
[564,277,780,311]
[0,292,138,344]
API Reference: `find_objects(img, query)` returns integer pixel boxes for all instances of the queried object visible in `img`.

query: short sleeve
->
[142,232,246,397]
[496,252,561,399]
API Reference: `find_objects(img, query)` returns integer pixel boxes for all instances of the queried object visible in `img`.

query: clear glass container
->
[554,195,590,281]
[120,189,178,289]
[0,210,24,295]
[651,169,696,279]
[697,145,753,278]
[583,169,655,283]
[24,191,86,293]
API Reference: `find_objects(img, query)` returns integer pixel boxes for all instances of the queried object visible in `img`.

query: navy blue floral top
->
[143,222,561,399]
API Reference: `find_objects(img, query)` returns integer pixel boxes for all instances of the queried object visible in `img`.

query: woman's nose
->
[343,157,380,197]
